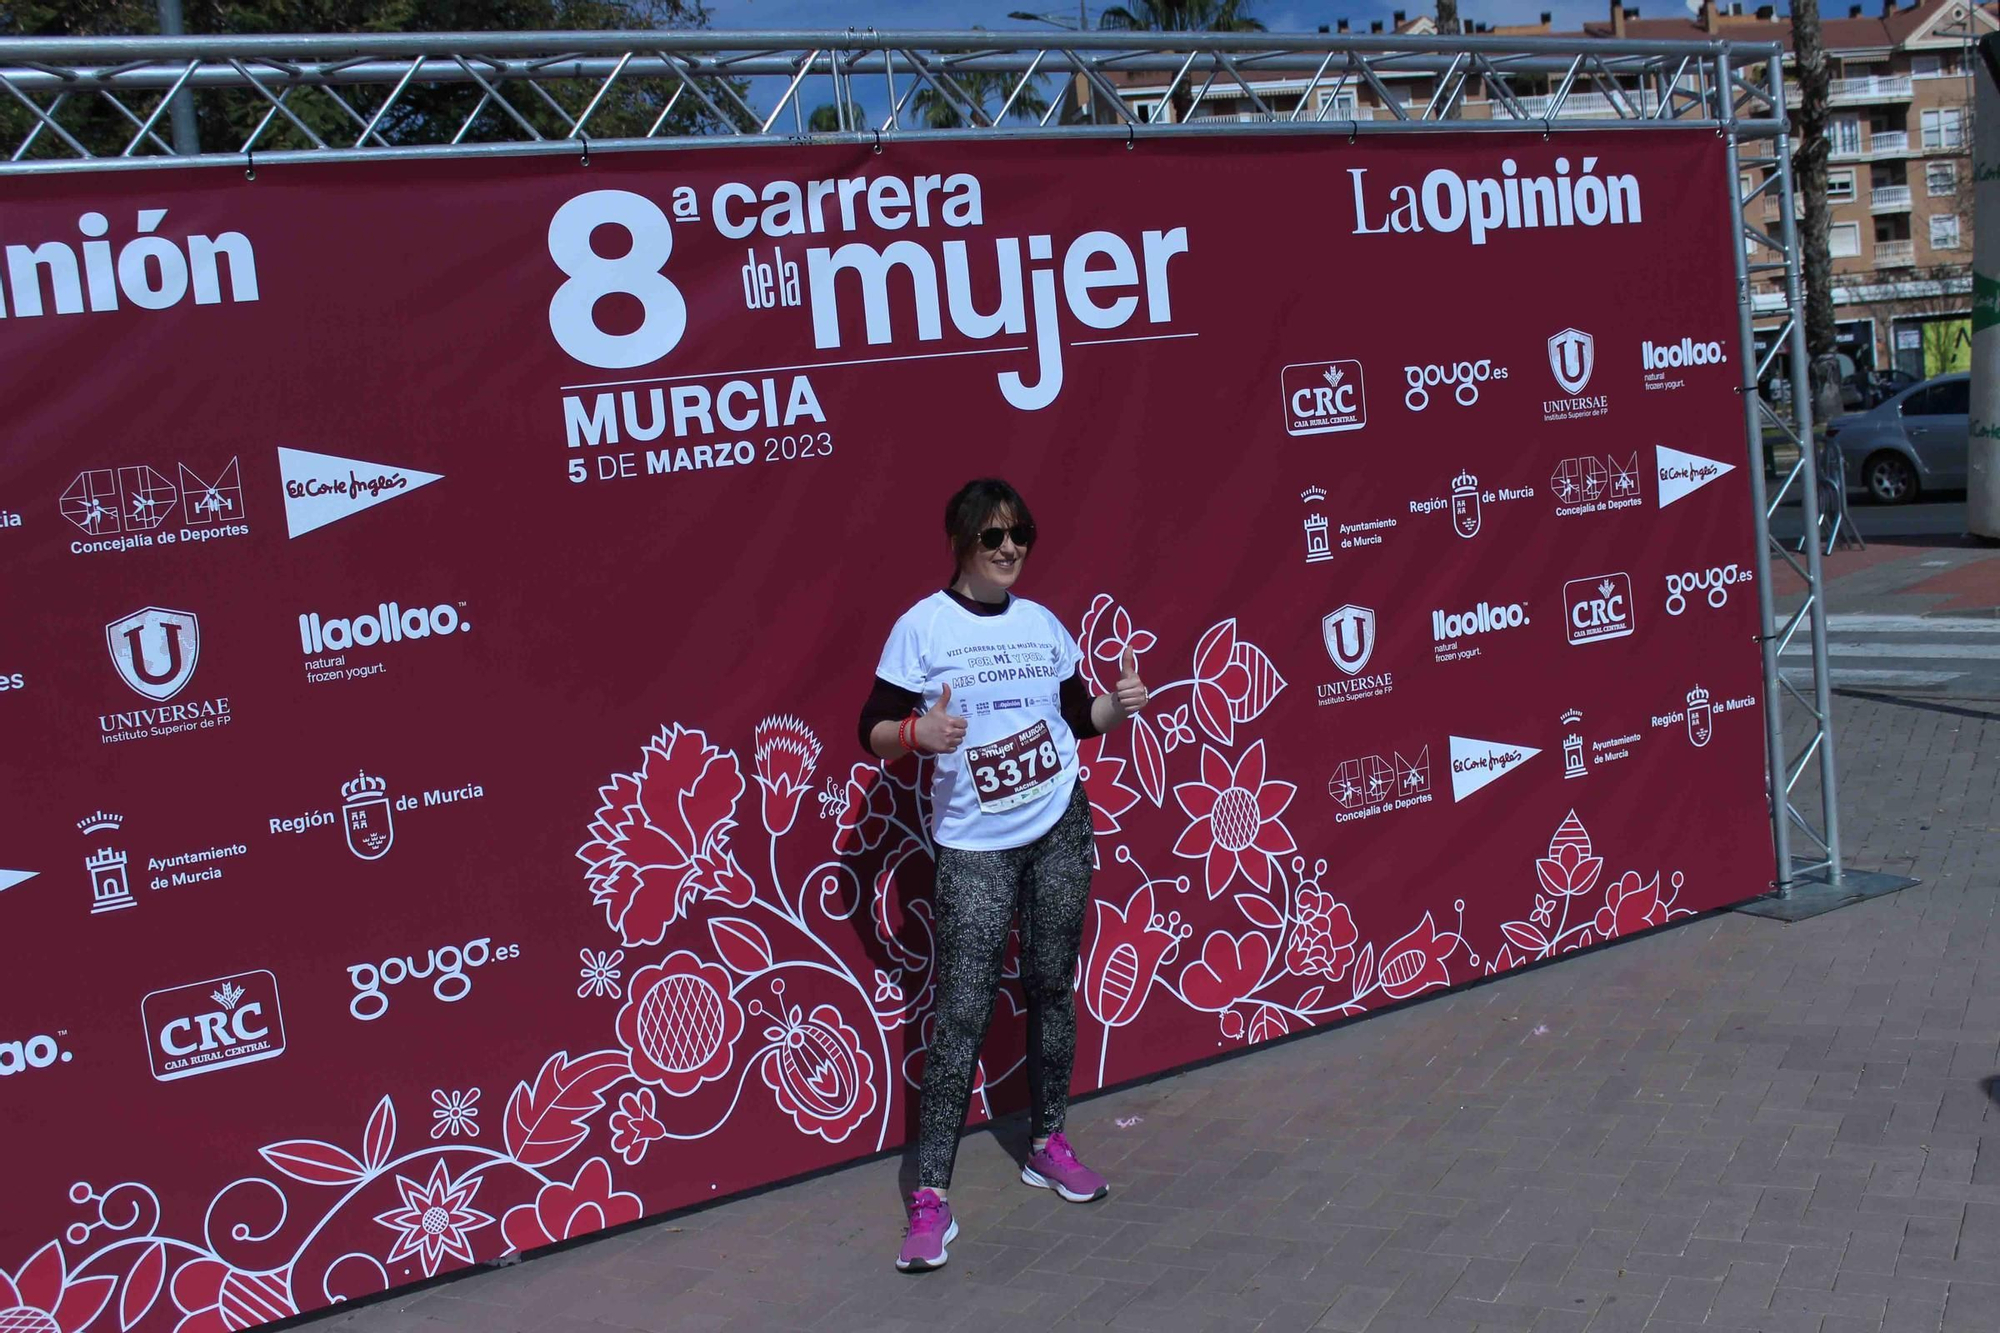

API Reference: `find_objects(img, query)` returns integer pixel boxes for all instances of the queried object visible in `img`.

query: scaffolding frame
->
[0,29,1842,891]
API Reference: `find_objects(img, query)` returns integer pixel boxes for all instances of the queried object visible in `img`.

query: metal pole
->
[1769,48,1845,883]
[1723,48,1794,896]
[154,0,199,155]
[1971,33,1999,539]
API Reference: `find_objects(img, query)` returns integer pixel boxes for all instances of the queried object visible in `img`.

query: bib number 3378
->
[966,720,1061,813]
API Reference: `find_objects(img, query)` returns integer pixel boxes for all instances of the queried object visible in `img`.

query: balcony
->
[1874,239,1916,267]
[1869,184,1912,212]
[1830,130,1911,162]
[1511,90,1660,119]
[1786,74,1914,107]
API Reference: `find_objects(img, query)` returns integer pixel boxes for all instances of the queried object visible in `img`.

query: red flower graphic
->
[616,951,745,1096]
[1190,620,1254,745]
[1536,810,1604,899]
[753,715,821,837]
[1179,930,1271,1011]
[1378,912,1456,1000]
[1079,736,1141,838]
[0,1241,114,1333]
[371,1160,494,1278]
[1082,882,1183,1028]
[1594,871,1671,939]
[500,1157,643,1254]
[170,1260,295,1333]
[607,1088,667,1165]
[579,725,751,945]
[1286,889,1358,980]
[759,1002,879,1143]
[1171,741,1297,898]
[829,763,896,855]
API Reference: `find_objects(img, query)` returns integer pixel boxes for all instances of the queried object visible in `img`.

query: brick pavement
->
[313,689,2000,1333]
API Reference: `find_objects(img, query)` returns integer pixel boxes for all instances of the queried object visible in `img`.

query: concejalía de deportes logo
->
[544,177,1192,412]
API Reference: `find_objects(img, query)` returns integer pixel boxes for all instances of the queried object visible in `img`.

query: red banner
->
[0,130,1768,1327]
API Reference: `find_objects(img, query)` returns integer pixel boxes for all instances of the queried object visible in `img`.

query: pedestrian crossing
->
[1778,614,2000,692]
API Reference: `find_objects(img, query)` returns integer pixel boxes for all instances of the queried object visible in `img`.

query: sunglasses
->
[978,524,1036,551]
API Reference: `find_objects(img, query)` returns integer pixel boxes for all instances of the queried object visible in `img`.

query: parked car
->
[1825,372,1970,505]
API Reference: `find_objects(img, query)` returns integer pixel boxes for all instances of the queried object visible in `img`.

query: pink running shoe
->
[1021,1132,1109,1202]
[895,1188,957,1272]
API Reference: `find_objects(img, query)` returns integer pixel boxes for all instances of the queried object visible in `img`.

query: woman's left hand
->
[1114,646,1149,718]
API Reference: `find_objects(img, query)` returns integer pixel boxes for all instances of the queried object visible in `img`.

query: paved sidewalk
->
[308,682,2000,1333]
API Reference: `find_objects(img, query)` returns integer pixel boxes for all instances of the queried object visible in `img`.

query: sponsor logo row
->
[1282,326,1729,437]
[6,935,523,1088]
[1297,444,1736,565]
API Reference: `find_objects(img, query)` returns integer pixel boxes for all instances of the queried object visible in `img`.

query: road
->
[1766,493,1971,543]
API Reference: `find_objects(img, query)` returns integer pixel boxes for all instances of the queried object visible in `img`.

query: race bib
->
[965,720,1063,814]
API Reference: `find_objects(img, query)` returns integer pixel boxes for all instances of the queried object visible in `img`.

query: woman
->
[858,478,1148,1273]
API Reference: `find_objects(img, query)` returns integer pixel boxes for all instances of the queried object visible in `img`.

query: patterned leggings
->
[917,782,1094,1189]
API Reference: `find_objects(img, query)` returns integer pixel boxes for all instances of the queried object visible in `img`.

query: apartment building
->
[1110,0,1994,383]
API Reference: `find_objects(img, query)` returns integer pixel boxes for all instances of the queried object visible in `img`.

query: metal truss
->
[0,30,1839,891]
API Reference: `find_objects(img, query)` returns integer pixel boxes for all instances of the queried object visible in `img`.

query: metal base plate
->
[1732,863,1923,922]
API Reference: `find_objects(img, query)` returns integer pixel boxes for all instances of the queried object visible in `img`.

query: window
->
[1830,222,1861,257]
[1827,170,1856,202]
[1921,107,1964,150]
[1831,116,1863,156]
[1129,98,1163,123]
[1314,89,1358,120]
[1929,214,1961,249]
[1901,379,1969,416]
[1911,55,1942,78]
[1927,160,1957,196]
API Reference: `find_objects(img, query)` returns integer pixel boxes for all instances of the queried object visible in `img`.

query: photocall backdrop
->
[0,131,1769,1329]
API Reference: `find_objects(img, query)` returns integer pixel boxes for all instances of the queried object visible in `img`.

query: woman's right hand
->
[912,684,967,753]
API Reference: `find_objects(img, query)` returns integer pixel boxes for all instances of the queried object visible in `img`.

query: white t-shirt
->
[875,591,1085,852]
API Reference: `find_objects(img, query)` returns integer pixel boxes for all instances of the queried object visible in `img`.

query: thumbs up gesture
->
[913,682,968,754]
[1113,646,1149,719]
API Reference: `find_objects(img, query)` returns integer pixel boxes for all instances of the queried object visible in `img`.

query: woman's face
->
[960,507,1028,592]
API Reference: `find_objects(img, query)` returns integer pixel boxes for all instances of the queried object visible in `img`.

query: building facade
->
[1110,0,1994,385]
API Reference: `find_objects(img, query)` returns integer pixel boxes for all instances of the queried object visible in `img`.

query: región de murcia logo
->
[268,768,487,859]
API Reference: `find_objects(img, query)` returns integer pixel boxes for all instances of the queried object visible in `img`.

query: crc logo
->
[1403,358,1507,411]
[347,937,520,1021]
[1282,360,1367,436]
[142,970,285,1082]
[1321,605,1376,675]
[60,456,244,535]
[1686,685,1713,747]
[548,189,688,369]
[105,606,200,701]
[1665,564,1752,615]
[0,1032,72,1077]
[1547,327,1596,395]
[1563,573,1635,644]
[1642,337,1726,371]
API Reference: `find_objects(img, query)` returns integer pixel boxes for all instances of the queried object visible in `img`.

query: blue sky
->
[702,1,1708,35]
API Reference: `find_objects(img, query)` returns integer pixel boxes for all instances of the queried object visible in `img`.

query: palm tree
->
[1098,1,1263,123]
[908,69,1051,129]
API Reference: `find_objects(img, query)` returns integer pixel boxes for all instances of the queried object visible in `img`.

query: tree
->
[807,101,866,133]
[1790,0,1837,364]
[1099,0,1262,123]
[0,2,740,160]
[908,69,1049,129]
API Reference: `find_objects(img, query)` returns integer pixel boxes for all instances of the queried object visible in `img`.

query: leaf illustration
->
[1296,985,1326,1012]
[1129,713,1166,807]
[709,917,774,975]
[257,1139,368,1186]
[1191,680,1236,746]
[362,1095,395,1172]
[1234,893,1284,931]
[503,1049,631,1169]
[1248,1007,1290,1043]
[1502,921,1551,954]
[119,1241,165,1331]
[1226,642,1287,724]
[1193,619,1237,683]
[1350,941,1376,1001]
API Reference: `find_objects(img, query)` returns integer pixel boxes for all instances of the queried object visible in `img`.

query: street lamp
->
[1008,8,1101,122]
